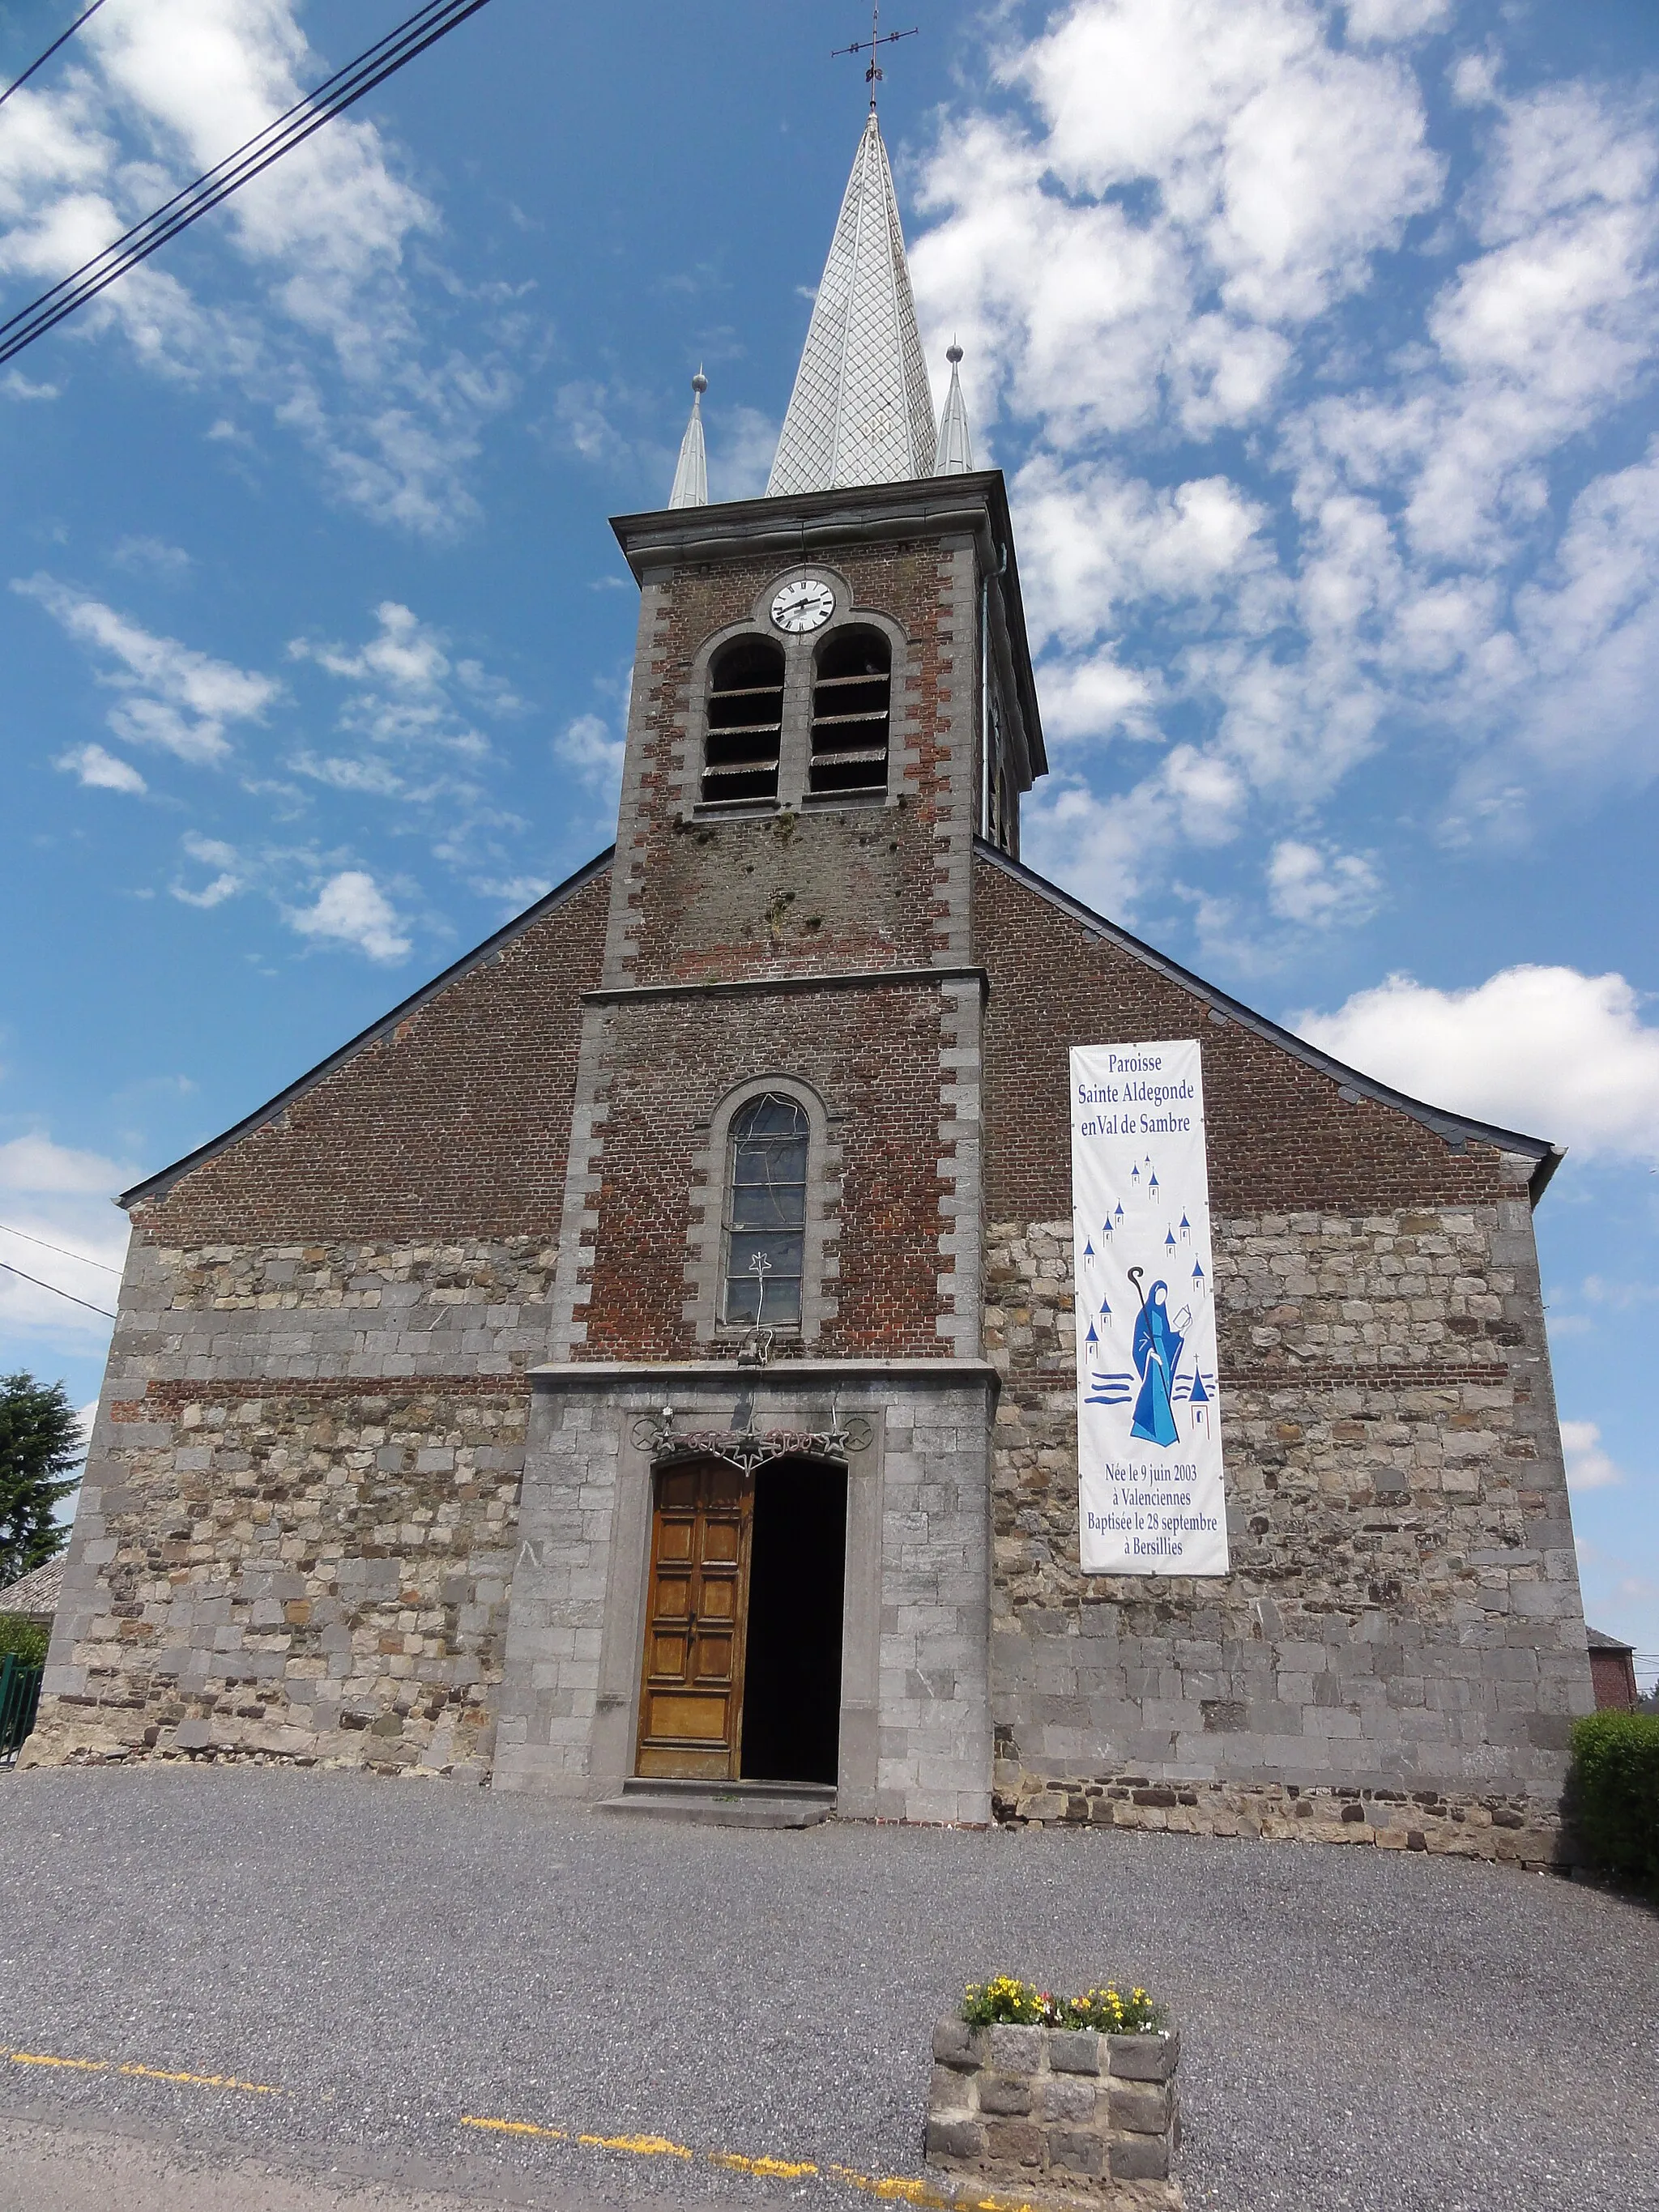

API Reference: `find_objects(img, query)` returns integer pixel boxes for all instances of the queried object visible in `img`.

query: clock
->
[770,577,835,633]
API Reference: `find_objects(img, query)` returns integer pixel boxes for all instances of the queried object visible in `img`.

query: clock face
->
[770,577,835,633]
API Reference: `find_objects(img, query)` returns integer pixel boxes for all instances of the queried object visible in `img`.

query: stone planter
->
[927,2018,1181,2210]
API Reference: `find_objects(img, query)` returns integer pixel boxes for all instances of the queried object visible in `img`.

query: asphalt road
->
[0,1767,1652,2212]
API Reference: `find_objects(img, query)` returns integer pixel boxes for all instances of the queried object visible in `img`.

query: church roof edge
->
[974,839,1564,1201]
[120,846,616,1213]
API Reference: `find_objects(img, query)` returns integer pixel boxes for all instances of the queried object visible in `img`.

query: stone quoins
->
[926,2018,1182,2206]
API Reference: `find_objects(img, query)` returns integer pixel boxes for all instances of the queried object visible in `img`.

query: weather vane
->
[833,6,919,109]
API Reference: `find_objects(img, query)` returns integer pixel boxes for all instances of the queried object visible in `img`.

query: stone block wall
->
[495,1362,996,1823]
[27,1235,546,1771]
[983,1204,1590,1846]
[927,2018,1181,2206]
[974,850,1593,1843]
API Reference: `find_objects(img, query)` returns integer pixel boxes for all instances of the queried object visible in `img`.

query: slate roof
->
[767,111,937,495]
[0,1558,62,1617]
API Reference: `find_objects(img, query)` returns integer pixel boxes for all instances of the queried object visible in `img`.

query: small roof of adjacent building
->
[1587,1625,1636,1654]
[0,1558,62,1617]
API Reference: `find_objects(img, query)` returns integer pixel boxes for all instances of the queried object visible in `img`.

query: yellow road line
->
[118,2062,281,2095]
[711,2150,821,2179]
[577,2131,694,2159]
[454,2111,1032,2209]
[6,2050,279,2095]
[460,2116,569,2141]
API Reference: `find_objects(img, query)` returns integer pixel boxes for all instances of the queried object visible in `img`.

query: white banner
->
[1070,1041,1229,1577]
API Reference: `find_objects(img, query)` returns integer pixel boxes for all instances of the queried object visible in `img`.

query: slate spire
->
[766,110,937,497]
[667,368,709,509]
[936,343,974,474]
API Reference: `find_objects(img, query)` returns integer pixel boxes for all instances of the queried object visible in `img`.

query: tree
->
[0,1373,82,1590]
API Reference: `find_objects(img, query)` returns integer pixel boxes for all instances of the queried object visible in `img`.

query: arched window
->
[702,637,784,804]
[722,1093,808,1329]
[809,629,890,796]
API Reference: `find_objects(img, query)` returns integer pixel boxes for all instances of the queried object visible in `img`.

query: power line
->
[0,1221,122,1276]
[0,1259,116,1320]
[0,0,108,113]
[0,0,498,369]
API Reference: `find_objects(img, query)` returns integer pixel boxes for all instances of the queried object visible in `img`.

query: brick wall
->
[974,855,1593,1838]
[575,983,955,1361]
[609,537,978,987]
[131,867,609,1247]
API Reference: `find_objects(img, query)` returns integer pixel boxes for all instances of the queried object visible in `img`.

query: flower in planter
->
[1055,1984,1164,2034]
[960,1976,1166,2033]
[960,1975,1048,2026]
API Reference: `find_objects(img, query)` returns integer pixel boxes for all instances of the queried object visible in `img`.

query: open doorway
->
[740,1457,847,1786]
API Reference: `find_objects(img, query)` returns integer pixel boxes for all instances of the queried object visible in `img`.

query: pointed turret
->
[936,343,974,475]
[667,369,708,509]
[767,111,936,497]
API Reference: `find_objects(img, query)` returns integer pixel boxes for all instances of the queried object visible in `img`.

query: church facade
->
[28,114,1594,1860]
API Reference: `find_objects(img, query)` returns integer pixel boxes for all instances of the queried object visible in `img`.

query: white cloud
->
[554,711,624,795]
[1560,1419,1624,1492]
[285,869,410,962]
[1294,964,1659,1157]
[0,1137,130,1343]
[111,535,192,582]
[2,369,58,400]
[15,575,277,765]
[902,11,1659,903]
[1265,839,1383,926]
[171,833,243,909]
[0,1135,125,1196]
[0,0,515,535]
[709,404,782,502]
[1344,0,1452,40]
[55,743,147,795]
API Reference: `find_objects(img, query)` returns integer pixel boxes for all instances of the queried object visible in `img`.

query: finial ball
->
[946,343,964,364]
[692,369,708,394]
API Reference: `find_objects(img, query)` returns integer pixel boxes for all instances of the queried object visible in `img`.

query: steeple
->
[667,369,708,509]
[766,110,937,497]
[936,343,974,475]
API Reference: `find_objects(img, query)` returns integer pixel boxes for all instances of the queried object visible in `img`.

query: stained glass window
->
[722,1093,808,1328]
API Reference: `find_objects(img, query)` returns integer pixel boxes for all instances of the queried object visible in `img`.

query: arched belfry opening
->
[702,636,784,803]
[809,628,890,795]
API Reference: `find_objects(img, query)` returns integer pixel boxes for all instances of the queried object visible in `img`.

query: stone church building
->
[28,113,1593,1860]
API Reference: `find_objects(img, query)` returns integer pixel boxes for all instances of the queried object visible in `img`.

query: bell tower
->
[507,104,1046,1825]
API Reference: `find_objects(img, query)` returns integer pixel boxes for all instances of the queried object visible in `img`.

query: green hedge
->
[1569,1711,1659,1889]
[0,1616,49,1666]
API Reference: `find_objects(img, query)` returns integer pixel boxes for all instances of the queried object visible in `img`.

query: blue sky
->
[1,0,1656,1678]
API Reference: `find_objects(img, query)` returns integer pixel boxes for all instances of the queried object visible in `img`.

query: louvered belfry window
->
[722,1093,808,1329]
[809,629,890,795]
[702,637,785,803]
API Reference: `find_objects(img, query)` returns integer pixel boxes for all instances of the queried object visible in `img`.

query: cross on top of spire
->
[831,6,918,110]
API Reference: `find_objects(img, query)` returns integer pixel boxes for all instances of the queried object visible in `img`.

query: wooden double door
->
[634,1455,846,1785]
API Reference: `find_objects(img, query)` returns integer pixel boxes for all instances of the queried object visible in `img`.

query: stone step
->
[595,1778,835,1830]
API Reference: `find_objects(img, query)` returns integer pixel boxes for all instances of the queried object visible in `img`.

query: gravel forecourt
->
[0,1767,1652,2212]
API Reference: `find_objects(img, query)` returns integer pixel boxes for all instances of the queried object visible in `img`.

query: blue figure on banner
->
[1115,1203,1125,1226]
[1102,1214,1114,1241]
[1164,1227,1177,1255]
[1130,1164,1141,1187]
[1083,1234,1095,1259]
[1127,1265,1183,1447]
[1149,1168,1160,1196]
[1179,1212,1191,1242]
[1098,1294,1111,1322]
